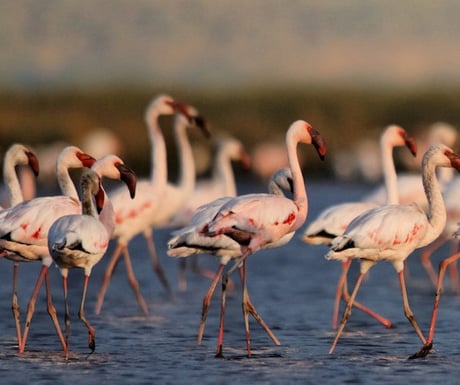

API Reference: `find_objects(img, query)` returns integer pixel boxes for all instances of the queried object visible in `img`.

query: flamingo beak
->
[309,128,327,161]
[446,151,460,172]
[25,150,40,176]
[95,182,105,214]
[77,152,97,168]
[193,115,211,138]
[116,163,137,199]
[403,133,417,157]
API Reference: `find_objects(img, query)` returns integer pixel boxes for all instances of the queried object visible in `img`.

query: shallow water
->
[1,180,460,385]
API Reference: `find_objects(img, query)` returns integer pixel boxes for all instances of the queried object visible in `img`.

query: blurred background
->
[1,0,460,186]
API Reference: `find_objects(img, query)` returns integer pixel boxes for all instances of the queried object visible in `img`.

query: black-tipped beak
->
[404,134,417,157]
[310,128,327,161]
[26,150,40,176]
[117,163,137,199]
[95,183,105,214]
[193,115,211,138]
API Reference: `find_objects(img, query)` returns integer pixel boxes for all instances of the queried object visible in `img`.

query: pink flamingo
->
[302,125,417,328]
[168,167,294,356]
[196,120,326,357]
[48,155,136,358]
[95,95,202,315]
[0,145,96,353]
[326,143,460,354]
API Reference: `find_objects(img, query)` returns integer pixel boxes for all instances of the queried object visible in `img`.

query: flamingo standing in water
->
[168,167,294,355]
[48,156,136,358]
[326,143,460,354]
[188,120,326,357]
[169,136,251,290]
[302,125,417,328]
[0,145,96,353]
[94,95,201,315]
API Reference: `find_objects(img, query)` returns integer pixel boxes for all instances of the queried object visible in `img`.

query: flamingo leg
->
[240,261,280,358]
[198,263,225,345]
[122,246,149,315]
[178,258,188,292]
[20,265,47,353]
[95,243,123,315]
[63,275,70,360]
[398,270,426,345]
[410,251,460,359]
[144,231,173,298]
[420,236,447,287]
[329,271,366,354]
[215,270,228,358]
[79,274,96,354]
[448,239,460,293]
[11,263,22,349]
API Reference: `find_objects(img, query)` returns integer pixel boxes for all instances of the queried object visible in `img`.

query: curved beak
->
[403,133,417,157]
[77,152,97,168]
[447,150,460,172]
[95,182,105,214]
[25,150,40,176]
[309,127,327,161]
[192,115,211,138]
[117,163,137,199]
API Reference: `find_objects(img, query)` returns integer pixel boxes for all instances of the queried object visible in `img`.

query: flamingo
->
[94,95,201,315]
[168,167,294,356]
[169,136,251,290]
[302,124,417,328]
[1,143,40,208]
[48,157,136,359]
[410,224,460,359]
[0,145,96,353]
[325,143,460,355]
[191,120,326,357]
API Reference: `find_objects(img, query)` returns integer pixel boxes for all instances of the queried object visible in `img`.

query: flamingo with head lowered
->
[191,120,326,357]
[326,143,460,355]
[48,155,136,359]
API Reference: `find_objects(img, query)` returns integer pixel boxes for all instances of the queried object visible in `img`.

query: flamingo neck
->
[3,162,24,207]
[56,162,79,199]
[421,160,447,247]
[380,139,399,204]
[213,150,237,197]
[174,118,195,196]
[148,115,168,191]
[99,191,116,237]
[286,133,307,230]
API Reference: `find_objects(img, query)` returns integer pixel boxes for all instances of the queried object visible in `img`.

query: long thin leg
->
[329,271,366,354]
[334,259,392,329]
[178,258,188,292]
[215,271,228,358]
[398,270,426,344]
[410,251,460,359]
[198,263,225,345]
[95,243,123,315]
[44,269,67,354]
[122,247,149,315]
[20,265,47,353]
[240,261,281,358]
[11,263,22,349]
[144,231,173,298]
[448,239,459,293]
[79,274,95,354]
[420,236,447,287]
[63,275,70,360]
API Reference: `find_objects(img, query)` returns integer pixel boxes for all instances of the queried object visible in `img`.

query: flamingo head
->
[306,123,327,161]
[24,148,40,176]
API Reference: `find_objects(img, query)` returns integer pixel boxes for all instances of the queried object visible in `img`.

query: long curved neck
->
[174,118,195,195]
[421,160,447,247]
[98,189,116,236]
[4,161,24,207]
[213,150,237,196]
[148,112,168,190]
[380,138,399,204]
[56,162,79,199]
[286,132,307,230]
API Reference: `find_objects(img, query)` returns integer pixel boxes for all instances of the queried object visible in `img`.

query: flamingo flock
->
[1,92,460,362]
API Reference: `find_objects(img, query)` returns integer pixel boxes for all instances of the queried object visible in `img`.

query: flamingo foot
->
[409,342,433,359]
[215,345,224,358]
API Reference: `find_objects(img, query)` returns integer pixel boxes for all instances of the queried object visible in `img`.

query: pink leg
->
[198,264,225,345]
[410,251,460,358]
[144,232,173,298]
[448,239,460,293]
[329,271,366,354]
[420,236,447,287]
[11,263,22,349]
[122,246,149,315]
[62,275,70,360]
[95,243,123,315]
[79,275,96,354]
[398,270,426,344]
